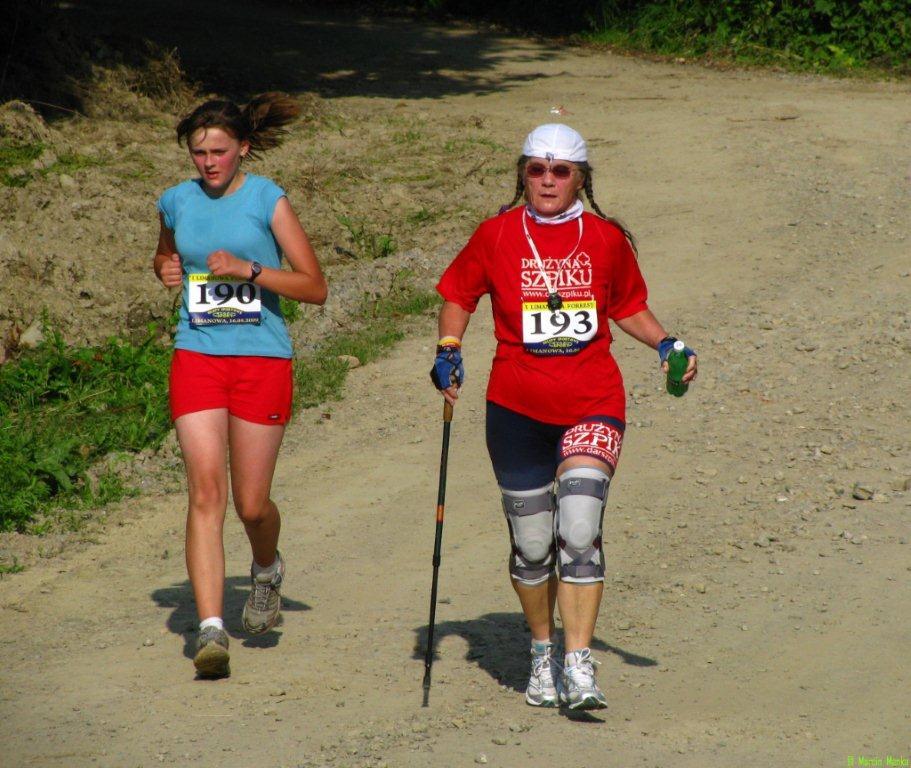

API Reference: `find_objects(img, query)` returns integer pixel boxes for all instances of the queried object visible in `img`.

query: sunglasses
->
[525,162,576,180]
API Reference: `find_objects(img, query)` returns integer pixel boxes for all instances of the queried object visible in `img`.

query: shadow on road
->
[61,0,557,102]
[151,575,311,659]
[412,611,657,692]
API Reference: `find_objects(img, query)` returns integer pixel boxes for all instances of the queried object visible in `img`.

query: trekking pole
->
[422,398,454,706]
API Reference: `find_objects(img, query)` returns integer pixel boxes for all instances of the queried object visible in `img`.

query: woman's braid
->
[499,155,527,213]
[582,173,606,218]
[581,164,638,254]
[507,173,525,209]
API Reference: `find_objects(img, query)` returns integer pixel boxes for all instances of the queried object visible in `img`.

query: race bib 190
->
[187,273,261,326]
[522,299,597,356]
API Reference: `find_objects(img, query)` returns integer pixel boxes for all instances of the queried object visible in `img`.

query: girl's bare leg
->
[175,409,230,620]
[228,415,285,566]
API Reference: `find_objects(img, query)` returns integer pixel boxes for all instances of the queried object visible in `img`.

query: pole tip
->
[422,671,431,706]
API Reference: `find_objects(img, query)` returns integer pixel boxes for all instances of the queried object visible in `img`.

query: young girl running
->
[153,93,327,678]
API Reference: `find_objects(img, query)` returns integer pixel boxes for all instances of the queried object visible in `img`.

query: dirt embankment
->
[1,4,910,767]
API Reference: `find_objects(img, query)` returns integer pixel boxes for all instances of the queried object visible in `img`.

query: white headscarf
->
[522,123,587,163]
[522,124,587,223]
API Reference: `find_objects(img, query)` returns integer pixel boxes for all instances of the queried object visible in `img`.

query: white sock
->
[565,648,589,667]
[531,639,552,655]
[199,616,224,632]
[252,555,279,578]
[531,637,558,655]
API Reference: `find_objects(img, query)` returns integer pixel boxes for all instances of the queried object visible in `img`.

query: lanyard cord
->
[522,211,584,301]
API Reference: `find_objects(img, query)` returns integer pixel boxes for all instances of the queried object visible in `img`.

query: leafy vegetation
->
[0,139,104,188]
[280,296,303,324]
[392,128,425,145]
[406,0,911,74]
[0,141,44,187]
[294,272,439,408]
[0,275,438,533]
[585,1,911,73]
[0,558,26,575]
[337,215,397,260]
[0,323,172,532]
[406,207,444,228]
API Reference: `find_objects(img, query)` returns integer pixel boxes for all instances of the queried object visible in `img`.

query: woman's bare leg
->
[555,454,613,652]
[511,575,558,642]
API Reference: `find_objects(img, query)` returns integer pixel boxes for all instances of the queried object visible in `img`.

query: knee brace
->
[501,484,556,586]
[555,467,610,583]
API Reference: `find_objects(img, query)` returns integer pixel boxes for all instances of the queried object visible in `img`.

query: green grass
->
[0,275,439,534]
[443,136,507,154]
[0,558,26,575]
[392,129,424,145]
[384,171,438,184]
[337,215,396,260]
[0,141,44,168]
[54,152,103,175]
[295,273,439,409]
[280,296,302,324]
[579,2,911,76]
[399,1,911,77]
[0,139,105,187]
[406,206,445,228]
[114,151,156,181]
[0,141,44,187]
[0,322,172,533]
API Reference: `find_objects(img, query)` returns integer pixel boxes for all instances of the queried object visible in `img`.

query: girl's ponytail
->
[176,92,300,158]
[242,92,300,159]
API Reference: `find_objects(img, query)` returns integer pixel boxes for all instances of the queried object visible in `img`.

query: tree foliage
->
[409,0,911,70]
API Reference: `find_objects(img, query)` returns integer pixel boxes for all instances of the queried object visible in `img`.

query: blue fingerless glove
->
[430,342,465,389]
[657,336,696,364]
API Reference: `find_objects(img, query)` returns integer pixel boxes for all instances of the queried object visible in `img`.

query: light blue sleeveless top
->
[157,173,292,358]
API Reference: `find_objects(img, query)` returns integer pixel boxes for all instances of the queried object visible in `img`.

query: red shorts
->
[169,349,293,425]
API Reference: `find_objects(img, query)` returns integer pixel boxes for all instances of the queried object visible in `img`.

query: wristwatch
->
[249,261,262,282]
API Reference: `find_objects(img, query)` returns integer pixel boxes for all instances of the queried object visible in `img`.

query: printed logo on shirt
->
[520,252,598,356]
[520,253,593,291]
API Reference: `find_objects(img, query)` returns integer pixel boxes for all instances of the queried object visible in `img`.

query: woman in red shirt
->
[432,124,697,710]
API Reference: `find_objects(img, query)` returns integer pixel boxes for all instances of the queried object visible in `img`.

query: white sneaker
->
[193,626,230,679]
[242,551,284,634]
[560,648,607,710]
[525,643,560,707]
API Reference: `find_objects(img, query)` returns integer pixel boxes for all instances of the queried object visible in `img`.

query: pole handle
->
[443,400,453,423]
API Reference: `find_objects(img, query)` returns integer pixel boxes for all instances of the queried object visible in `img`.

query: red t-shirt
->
[437,207,648,425]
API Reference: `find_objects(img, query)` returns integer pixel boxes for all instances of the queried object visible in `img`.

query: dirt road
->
[2,5,910,767]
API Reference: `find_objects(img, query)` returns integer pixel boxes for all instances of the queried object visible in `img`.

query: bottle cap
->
[673,340,685,352]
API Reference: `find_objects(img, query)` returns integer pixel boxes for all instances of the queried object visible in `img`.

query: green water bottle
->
[666,340,688,397]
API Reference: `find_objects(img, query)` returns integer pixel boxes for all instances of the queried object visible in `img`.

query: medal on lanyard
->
[522,210,583,313]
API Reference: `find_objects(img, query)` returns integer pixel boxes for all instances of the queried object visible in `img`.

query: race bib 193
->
[522,299,597,356]
[188,273,261,326]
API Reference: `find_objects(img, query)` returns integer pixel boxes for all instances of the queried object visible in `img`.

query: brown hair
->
[176,92,300,160]
[503,155,637,254]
